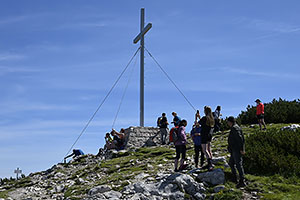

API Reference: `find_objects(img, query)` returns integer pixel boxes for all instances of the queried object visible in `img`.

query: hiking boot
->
[208,165,214,171]
[179,164,188,171]
[236,180,246,188]
[207,158,214,171]
[231,174,238,183]
[200,161,204,167]
[174,168,179,172]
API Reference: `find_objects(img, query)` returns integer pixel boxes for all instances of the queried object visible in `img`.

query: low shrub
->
[243,128,300,177]
[237,98,300,124]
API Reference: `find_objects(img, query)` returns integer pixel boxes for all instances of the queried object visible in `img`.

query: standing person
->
[227,116,246,188]
[255,99,267,130]
[200,106,215,171]
[171,112,181,127]
[191,122,205,168]
[174,119,188,172]
[158,113,169,145]
[195,110,201,124]
[213,106,222,133]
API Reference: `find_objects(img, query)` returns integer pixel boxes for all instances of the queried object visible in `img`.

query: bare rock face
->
[124,126,162,148]
[122,173,206,200]
[196,168,225,186]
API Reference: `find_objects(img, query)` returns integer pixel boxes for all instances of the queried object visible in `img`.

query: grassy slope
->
[215,124,300,200]
[1,123,300,200]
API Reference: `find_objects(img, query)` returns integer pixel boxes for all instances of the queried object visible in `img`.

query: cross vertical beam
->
[133,8,152,127]
[14,167,22,180]
[140,8,145,127]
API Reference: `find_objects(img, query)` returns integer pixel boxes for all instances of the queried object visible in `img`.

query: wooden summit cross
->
[133,8,152,127]
[14,167,22,179]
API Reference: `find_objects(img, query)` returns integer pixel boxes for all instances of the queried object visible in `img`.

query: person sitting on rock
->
[191,122,205,168]
[174,119,188,172]
[111,128,125,150]
[171,112,181,127]
[104,132,114,150]
[64,149,84,163]
[227,116,246,188]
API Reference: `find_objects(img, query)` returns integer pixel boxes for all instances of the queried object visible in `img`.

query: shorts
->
[257,114,264,119]
[175,145,186,160]
[201,130,213,144]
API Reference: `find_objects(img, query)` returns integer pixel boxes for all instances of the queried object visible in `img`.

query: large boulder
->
[168,173,206,199]
[88,185,111,196]
[123,173,205,200]
[103,191,122,199]
[197,168,225,185]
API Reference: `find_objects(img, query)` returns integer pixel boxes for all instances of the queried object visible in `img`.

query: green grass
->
[244,174,300,200]
[210,188,243,200]
[64,185,91,199]
[209,123,300,200]
[0,190,9,198]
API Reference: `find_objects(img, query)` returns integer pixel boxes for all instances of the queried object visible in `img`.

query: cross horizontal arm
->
[133,23,152,44]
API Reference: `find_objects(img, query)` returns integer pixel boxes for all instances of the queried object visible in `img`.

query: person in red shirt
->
[255,99,266,130]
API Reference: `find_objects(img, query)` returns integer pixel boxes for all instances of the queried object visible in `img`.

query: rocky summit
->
[0,126,257,200]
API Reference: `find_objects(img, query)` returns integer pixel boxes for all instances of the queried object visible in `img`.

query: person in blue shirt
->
[64,149,84,163]
[171,112,181,127]
[191,122,205,168]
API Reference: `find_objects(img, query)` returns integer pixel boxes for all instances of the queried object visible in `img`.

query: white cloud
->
[220,67,300,80]
[0,66,38,76]
[0,15,29,25]
[0,53,25,61]
[0,100,77,115]
[235,17,300,40]
[0,117,138,140]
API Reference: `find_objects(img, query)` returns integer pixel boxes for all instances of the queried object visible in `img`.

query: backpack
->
[172,127,180,142]
[157,117,162,127]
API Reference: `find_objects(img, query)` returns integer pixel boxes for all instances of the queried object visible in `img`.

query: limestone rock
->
[169,173,206,197]
[103,190,122,199]
[281,124,300,131]
[197,168,225,185]
[88,185,112,195]
[212,156,227,165]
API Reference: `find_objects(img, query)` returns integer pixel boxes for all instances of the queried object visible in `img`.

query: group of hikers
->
[157,106,246,187]
[104,128,126,151]
[64,99,267,188]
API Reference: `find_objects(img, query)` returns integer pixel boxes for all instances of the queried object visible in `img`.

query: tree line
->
[237,98,300,124]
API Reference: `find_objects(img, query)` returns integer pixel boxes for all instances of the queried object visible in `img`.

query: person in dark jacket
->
[191,122,205,168]
[200,106,215,171]
[158,113,169,145]
[227,116,246,188]
[174,119,187,172]
[213,106,222,133]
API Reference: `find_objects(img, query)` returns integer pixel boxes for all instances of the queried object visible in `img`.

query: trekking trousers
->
[229,151,245,180]
[194,145,205,166]
[160,128,169,144]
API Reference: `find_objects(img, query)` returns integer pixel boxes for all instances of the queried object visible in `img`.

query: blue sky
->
[1,1,300,178]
